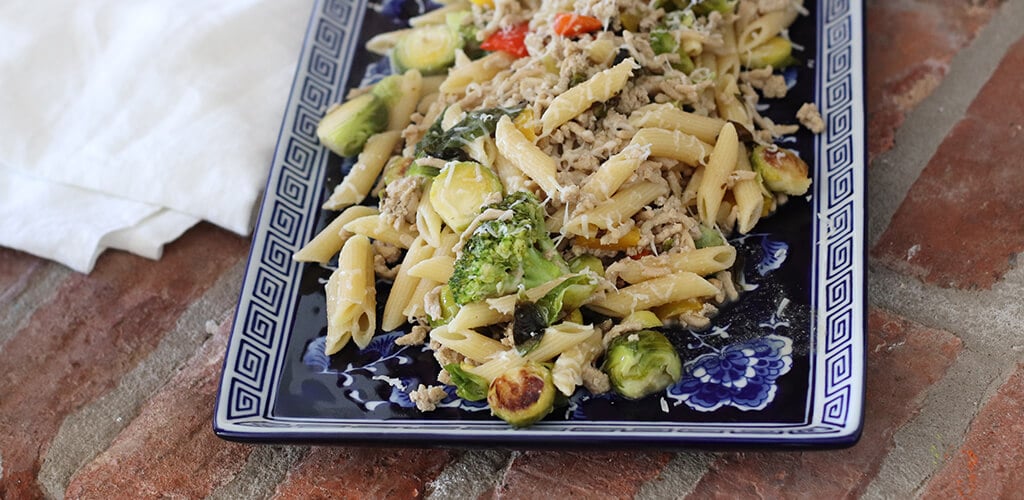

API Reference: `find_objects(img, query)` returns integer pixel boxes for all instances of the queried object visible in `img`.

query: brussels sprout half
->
[429,161,504,231]
[603,330,682,400]
[750,144,812,196]
[315,93,389,157]
[487,362,556,427]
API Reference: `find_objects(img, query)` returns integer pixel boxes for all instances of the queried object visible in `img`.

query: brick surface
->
[64,318,251,499]
[685,308,962,499]
[866,0,1003,160]
[0,224,246,499]
[0,247,43,305]
[486,451,672,499]
[922,363,1024,498]
[873,36,1024,289]
[272,447,455,499]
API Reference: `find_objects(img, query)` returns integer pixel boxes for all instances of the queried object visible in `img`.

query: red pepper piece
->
[552,13,603,37]
[481,22,530,58]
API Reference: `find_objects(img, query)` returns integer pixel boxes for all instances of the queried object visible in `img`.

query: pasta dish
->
[294,0,818,427]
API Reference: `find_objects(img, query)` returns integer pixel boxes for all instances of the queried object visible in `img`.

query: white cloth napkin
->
[0,0,313,272]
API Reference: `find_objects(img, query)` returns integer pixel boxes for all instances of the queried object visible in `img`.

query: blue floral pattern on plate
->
[667,335,793,412]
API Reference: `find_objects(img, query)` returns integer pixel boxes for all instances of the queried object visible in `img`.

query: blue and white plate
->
[214,0,866,447]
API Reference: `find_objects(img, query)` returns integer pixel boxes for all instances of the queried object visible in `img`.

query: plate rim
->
[213,0,868,448]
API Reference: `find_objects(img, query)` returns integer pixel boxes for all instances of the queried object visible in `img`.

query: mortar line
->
[867,0,1024,247]
[38,258,246,499]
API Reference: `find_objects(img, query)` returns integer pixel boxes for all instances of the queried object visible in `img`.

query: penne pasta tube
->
[607,246,738,284]
[524,322,598,363]
[448,301,509,332]
[580,143,650,202]
[343,214,417,249]
[408,255,455,283]
[293,205,378,263]
[630,128,714,166]
[429,325,509,363]
[323,130,402,210]
[628,104,726,144]
[325,234,376,352]
[732,143,764,234]
[387,70,423,131]
[495,115,563,198]
[697,122,739,226]
[440,51,516,94]
[540,58,635,137]
[588,272,719,317]
[563,181,669,239]
[382,236,431,331]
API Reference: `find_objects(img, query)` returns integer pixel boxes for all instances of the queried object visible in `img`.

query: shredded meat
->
[408,384,448,412]
[581,365,610,394]
[380,176,422,228]
[742,68,788,99]
[797,102,826,133]
[395,325,429,346]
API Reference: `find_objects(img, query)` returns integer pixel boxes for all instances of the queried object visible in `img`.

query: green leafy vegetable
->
[415,106,523,161]
[445,363,489,401]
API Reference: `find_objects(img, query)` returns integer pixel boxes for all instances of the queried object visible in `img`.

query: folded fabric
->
[0,166,197,272]
[0,0,313,271]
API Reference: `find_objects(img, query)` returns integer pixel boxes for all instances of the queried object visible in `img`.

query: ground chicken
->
[408,384,448,412]
[742,68,788,99]
[797,102,826,133]
[581,365,611,394]
[395,325,429,346]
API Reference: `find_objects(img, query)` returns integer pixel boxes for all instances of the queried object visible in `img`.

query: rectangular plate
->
[215,0,866,447]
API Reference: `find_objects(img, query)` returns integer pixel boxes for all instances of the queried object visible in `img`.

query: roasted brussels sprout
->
[487,362,556,427]
[428,161,504,231]
[393,24,461,75]
[602,330,682,399]
[315,93,388,157]
[750,144,812,196]
[743,36,796,70]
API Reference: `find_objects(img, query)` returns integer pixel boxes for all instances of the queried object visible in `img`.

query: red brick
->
[65,318,252,499]
[866,0,1003,161]
[686,308,962,499]
[488,451,672,499]
[872,36,1024,289]
[922,363,1024,498]
[0,247,44,305]
[272,447,455,499]
[0,224,246,499]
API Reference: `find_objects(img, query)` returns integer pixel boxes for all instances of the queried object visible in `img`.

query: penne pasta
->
[540,58,635,137]
[325,235,376,352]
[563,181,669,239]
[408,255,455,283]
[343,214,417,249]
[382,236,431,331]
[697,122,739,226]
[630,128,714,166]
[387,70,423,131]
[323,130,402,210]
[628,103,726,144]
[293,205,378,263]
[580,143,650,202]
[429,325,509,363]
[588,272,720,317]
[732,143,764,234]
[607,245,738,284]
[494,115,563,198]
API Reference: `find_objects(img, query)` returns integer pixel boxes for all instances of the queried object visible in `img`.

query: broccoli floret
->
[449,192,570,305]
